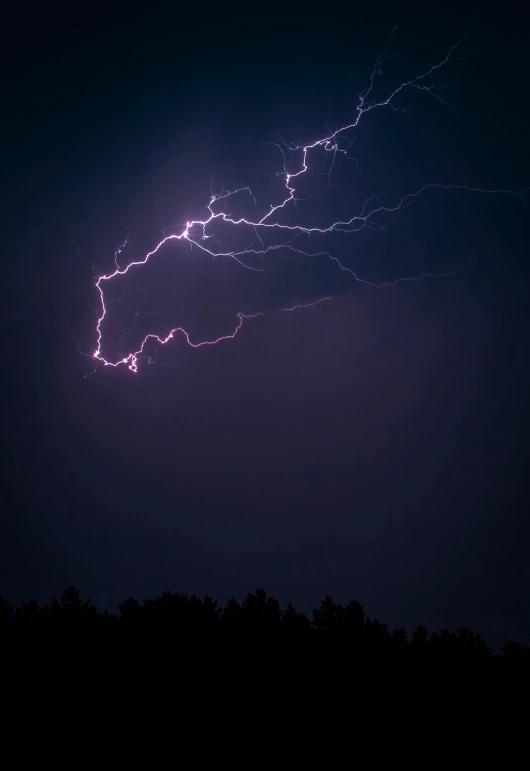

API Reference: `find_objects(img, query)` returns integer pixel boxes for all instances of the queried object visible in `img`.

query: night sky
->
[2,3,529,648]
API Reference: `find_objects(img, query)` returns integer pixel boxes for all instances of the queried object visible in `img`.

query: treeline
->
[1,585,529,663]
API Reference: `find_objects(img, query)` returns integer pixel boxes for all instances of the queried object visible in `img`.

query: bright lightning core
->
[82,29,526,374]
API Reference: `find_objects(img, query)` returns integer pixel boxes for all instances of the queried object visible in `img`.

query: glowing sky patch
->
[89,29,526,373]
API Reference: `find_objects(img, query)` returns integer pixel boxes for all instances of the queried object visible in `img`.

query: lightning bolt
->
[85,28,527,374]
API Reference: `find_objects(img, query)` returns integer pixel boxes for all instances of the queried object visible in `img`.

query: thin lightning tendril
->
[88,30,527,373]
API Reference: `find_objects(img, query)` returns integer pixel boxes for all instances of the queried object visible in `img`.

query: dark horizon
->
[2,584,528,662]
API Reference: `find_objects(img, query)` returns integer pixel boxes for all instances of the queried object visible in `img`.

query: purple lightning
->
[87,29,526,374]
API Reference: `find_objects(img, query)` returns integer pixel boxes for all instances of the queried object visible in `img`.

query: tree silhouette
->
[0,596,13,625]
[0,585,527,669]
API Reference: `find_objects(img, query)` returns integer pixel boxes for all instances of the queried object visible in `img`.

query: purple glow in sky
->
[88,29,526,374]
